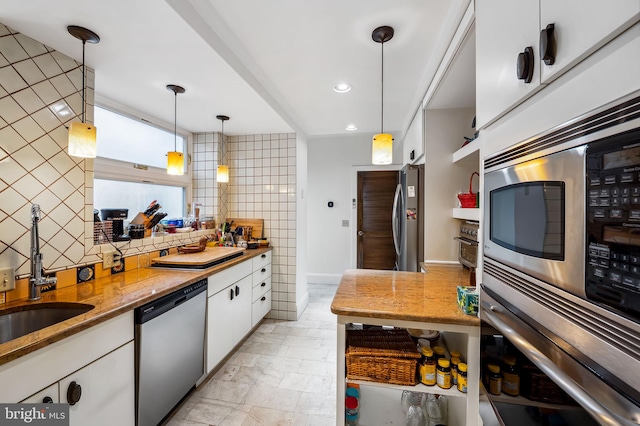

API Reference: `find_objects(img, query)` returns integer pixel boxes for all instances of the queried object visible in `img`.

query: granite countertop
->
[0,247,272,366]
[331,264,480,327]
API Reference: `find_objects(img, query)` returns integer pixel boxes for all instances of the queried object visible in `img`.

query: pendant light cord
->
[174,91,177,151]
[381,40,384,134]
[221,120,225,161]
[81,40,86,124]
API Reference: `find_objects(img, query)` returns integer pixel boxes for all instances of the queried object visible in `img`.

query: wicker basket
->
[520,363,575,405]
[457,172,479,208]
[346,328,421,386]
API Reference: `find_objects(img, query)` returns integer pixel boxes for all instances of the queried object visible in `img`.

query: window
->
[95,106,185,169]
[94,179,184,220]
[93,105,190,222]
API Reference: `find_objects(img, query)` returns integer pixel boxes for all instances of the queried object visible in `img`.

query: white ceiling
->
[0,0,473,137]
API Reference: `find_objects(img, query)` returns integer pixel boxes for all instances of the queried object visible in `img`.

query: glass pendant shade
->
[217,165,229,183]
[167,151,184,175]
[68,122,97,158]
[372,133,393,165]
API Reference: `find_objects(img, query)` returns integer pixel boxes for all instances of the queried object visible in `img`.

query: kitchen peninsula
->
[331,265,480,425]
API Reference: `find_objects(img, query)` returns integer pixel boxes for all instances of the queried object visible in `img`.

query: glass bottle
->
[419,347,437,386]
[436,359,452,389]
[488,363,502,395]
[502,355,520,396]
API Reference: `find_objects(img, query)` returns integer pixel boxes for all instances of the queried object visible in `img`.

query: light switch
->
[0,267,15,292]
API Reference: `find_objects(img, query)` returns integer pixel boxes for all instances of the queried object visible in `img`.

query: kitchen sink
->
[0,303,94,345]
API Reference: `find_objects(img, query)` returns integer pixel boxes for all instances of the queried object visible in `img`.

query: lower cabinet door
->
[20,383,59,404]
[233,275,253,344]
[252,291,272,327]
[59,341,135,426]
[207,285,235,373]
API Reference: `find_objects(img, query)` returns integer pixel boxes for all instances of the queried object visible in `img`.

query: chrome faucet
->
[29,204,56,301]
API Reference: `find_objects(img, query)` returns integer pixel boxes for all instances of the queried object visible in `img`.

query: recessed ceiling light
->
[334,83,352,93]
[346,124,358,131]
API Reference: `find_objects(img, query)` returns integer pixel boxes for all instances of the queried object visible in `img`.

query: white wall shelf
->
[453,208,480,221]
[452,140,480,163]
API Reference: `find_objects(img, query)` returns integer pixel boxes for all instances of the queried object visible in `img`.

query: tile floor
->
[166,283,339,426]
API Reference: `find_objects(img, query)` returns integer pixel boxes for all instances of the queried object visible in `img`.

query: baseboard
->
[296,291,309,320]
[307,273,342,284]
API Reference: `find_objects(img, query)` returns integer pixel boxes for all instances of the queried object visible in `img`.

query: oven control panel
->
[586,132,640,321]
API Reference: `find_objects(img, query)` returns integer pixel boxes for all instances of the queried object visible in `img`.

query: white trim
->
[307,273,342,285]
[296,291,309,320]
[423,2,476,109]
[350,164,403,268]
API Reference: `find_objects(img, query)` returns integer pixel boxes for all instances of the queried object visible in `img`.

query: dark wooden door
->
[357,170,398,270]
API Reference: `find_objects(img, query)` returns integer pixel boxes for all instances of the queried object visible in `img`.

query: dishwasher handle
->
[175,296,187,307]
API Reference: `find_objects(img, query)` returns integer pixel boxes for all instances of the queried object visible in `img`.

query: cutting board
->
[151,246,246,266]
[226,218,264,239]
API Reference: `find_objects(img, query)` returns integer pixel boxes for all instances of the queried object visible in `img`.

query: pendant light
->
[166,84,185,175]
[216,115,230,183]
[371,26,394,165]
[67,25,100,158]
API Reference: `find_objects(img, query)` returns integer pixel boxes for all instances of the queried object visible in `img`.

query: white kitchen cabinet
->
[476,0,639,129]
[0,312,135,424]
[539,0,639,84]
[251,251,272,326]
[60,341,135,426]
[476,0,541,130]
[206,259,254,373]
[20,383,59,404]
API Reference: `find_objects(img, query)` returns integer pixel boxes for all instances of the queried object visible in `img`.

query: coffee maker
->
[100,209,131,242]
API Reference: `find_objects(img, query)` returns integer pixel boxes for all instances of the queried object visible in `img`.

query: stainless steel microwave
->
[482,92,640,425]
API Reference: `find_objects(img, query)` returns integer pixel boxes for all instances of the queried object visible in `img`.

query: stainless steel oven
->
[455,220,479,269]
[482,91,640,425]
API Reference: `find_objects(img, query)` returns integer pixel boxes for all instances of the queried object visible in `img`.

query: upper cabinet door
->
[540,0,640,84]
[476,0,541,129]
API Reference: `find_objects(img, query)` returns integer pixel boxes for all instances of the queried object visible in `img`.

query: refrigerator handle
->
[392,183,402,256]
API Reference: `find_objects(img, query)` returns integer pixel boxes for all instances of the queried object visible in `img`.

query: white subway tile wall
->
[192,132,298,320]
[0,24,100,276]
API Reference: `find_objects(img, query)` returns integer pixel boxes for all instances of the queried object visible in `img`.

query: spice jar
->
[419,347,437,386]
[450,350,462,362]
[457,362,468,393]
[432,345,446,362]
[487,363,502,395]
[436,358,453,389]
[450,356,460,385]
[502,355,520,396]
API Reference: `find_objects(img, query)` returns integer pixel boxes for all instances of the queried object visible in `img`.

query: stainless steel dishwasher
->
[135,279,207,426]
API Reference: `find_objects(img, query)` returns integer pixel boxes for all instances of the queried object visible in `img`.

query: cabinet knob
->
[516,46,534,83]
[261,296,266,301]
[261,268,266,273]
[261,282,266,287]
[540,23,556,66]
[42,396,53,404]
[230,288,234,300]
[67,381,82,406]
[261,254,266,258]
[235,285,240,296]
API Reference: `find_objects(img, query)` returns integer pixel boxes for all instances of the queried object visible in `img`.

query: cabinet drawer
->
[252,251,272,270]
[251,291,271,327]
[252,263,271,286]
[20,383,59,404]
[207,260,252,296]
[252,277,272,302]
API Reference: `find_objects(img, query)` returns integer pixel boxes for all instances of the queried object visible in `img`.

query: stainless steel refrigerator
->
[392,164,424,271]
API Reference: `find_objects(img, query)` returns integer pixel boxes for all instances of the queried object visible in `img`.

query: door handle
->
[235,285,240,296]
[358,231,364,236]
[230,288,234,300]
[67,381,82,406]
